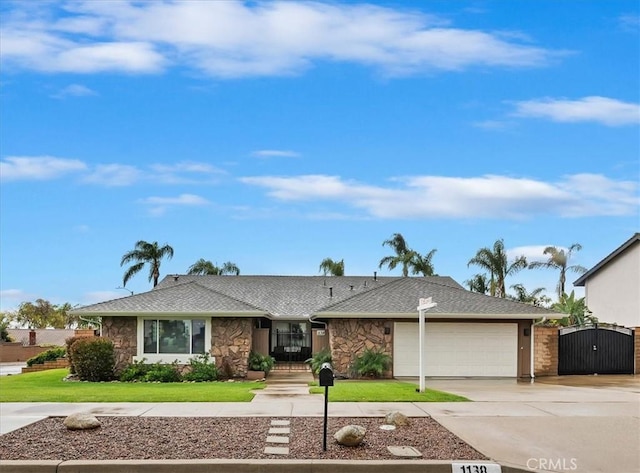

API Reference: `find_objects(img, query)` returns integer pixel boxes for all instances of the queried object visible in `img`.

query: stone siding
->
[211,318,253,377]
[635,327,640,375]
[102,316,137,374]
[534,326,558,376]
[329,319,393,378]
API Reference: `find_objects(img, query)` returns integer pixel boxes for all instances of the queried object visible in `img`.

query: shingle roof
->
[574,233,640,287]
[72,274,557,319]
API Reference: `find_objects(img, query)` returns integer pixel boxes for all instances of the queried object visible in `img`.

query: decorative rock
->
[334,425,366,447]
[385,411,410,426]
[387,446,422,458]
[63,413,101,430]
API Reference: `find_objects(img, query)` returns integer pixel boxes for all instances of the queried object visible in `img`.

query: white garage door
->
[394,322,518,377]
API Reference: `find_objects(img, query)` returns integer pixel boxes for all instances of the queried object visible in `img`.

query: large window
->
[143,319,206,355]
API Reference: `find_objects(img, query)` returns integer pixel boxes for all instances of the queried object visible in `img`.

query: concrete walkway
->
[1,375,638,473]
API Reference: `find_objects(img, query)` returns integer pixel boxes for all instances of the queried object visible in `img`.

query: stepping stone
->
[266,435,290,444]
[269,427,290,434]
[271,420,290,426]
[264,446,289,455]
[387,446,422,458]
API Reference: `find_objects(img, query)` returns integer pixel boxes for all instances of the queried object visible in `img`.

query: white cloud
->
[618,14,640,32]
[472,120,514,130]
[240,173,639,220]
[508,245,556,262]
[82,164,141,187]
[0,289,34,312]
[138,193,211,216]
[149,161,225,184]
[0,156,86,182]
[51,83,98,99]
[512,96,640,126]
[0,1,561,77]
[252,150,301,158]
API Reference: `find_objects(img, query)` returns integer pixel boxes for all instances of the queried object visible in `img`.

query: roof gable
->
[574,233,640,287]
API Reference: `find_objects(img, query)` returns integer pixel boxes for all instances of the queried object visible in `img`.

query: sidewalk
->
[1,376,639,473]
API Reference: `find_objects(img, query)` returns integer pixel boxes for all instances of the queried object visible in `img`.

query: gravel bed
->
[0,416,487,461]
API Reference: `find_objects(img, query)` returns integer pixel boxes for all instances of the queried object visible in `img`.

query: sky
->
[0,0,638,316]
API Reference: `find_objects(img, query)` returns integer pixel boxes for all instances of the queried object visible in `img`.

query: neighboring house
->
[70,275,560,378]
[574,233,640,328]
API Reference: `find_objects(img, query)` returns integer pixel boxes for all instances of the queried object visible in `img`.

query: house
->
[574,233,640,328]
[70,274,560,378]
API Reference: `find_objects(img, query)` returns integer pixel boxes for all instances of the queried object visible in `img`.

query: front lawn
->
[308,380,469,402]
[0,369,265,402]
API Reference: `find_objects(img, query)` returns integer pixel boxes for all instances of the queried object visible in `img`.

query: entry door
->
[272,321,311,362]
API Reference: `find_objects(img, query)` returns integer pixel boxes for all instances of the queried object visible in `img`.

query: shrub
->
[248,351,275,375]
[305,348,332,374]
[69,338,115,382]
[26,347,66,367]
[119,358,153,382]
[352,347,391,378]
[144,361,182,382]
[183,353,218,382]
[65,336,88,374]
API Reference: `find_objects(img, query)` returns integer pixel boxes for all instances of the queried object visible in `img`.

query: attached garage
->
[394,322,519,377]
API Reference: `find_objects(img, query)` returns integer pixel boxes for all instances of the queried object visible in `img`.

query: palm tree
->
[410,249,437,276]
[465,274,491,294]
[319,258,345,276]
[187,259,240,275]
[467,239,527,298]
[528,244,587,299]
[379,233,415,277]
[508,284,551,307]
[120,240,174,287]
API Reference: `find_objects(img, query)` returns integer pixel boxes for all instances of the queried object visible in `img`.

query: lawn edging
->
[0,459,535,473]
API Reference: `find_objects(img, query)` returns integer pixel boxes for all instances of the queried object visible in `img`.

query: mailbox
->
[319,362,334,387]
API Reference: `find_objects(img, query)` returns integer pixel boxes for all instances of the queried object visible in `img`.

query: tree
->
[552,290,596,326]
[467,239,527,298]
[13,299,66,329]
[508,284,551,307]
[528,244,587,300]
[319,258,345,276]
[410,249,437,276]
[0,313,12,342]
[121,240,174,287]
[187,259,240,275]
[465,274,491,294]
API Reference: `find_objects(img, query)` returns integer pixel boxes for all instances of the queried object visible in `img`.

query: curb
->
[0,460,535,473]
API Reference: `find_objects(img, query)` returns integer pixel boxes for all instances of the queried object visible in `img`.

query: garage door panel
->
[393,322,517,377]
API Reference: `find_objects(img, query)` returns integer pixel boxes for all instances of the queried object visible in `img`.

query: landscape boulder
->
[63,413,101,430]
[384,410,410,427]
[334,425,366,447]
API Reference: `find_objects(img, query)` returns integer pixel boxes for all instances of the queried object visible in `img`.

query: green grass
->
[308,379,469,402]
[0,369,265,402]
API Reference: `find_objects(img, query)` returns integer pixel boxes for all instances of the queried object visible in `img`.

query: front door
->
[271,321,311,362]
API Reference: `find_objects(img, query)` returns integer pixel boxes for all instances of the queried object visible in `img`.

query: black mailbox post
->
[318,362,334,451]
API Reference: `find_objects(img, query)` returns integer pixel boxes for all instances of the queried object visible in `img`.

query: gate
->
[558,325,634,375]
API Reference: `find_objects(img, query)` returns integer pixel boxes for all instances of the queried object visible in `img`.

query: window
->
[143,319,206,355]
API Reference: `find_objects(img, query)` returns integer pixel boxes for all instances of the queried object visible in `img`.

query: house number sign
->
[452,463,501,473]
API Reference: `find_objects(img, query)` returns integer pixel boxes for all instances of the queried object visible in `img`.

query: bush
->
[183,353,218,382]
[144,361,182,382]
[119,358,153,382]
[248,352,275,375]
[26,347,66,367]
[305,348,332,374]
[69,338,115,382]
[65,336,88,374]
[352,347,391,378]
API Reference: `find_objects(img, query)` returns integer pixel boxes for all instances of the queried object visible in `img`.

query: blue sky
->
[1,0,638,314]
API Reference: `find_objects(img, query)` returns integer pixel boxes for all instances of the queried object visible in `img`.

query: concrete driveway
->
[408,376,640,473]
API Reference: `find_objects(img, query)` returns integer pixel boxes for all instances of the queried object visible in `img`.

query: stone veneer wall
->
[211,318,252,376]
[329,319,393,378]
[534,326,558,376]
[635,327,639,375]
[102,316,137,374]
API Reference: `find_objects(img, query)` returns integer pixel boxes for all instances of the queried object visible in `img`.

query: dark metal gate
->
[558,325,634,375]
